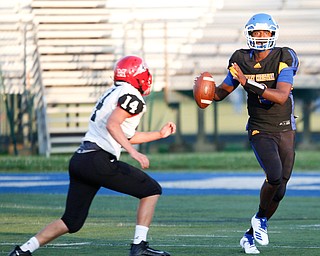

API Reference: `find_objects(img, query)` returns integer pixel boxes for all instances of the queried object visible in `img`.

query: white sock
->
[20,237,40,253]
[133,225,149,244]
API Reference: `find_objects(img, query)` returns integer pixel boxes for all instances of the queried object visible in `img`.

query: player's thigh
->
[249,132,282,179]
[65,177,99,213]
[101,160,162,199]
[71,150,162,199]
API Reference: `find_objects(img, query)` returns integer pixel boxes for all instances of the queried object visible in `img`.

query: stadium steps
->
[38,0,320,153]
[31,0,117,154]
[2,0,320,155]
[0,0,49,155]
[30,0,218,154]
[168,1,320,93]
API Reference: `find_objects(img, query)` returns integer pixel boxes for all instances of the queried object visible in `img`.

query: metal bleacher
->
[1,0,319,155]
[40,0,217,154]
[0,0,49,155]
[31,0,121,154]
[168,0,320,97]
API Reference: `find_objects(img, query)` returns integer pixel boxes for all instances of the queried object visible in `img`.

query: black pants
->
[249,130,296,201]
[61,150,162,233]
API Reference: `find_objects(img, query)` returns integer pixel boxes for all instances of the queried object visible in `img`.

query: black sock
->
[256,205,267,218]
[246,227,254,235]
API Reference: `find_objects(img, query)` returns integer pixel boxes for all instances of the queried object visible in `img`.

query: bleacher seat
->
[30,0,118,153]
[1,0,319,154]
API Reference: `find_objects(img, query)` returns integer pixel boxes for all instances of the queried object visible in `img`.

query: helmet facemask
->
[132,63,152,96]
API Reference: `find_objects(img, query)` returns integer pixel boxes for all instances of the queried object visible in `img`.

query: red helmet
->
[114,55,152,96]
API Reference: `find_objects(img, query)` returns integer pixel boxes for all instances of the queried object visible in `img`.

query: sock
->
[256,205,267,218]
[133,225,149,244]
[20,237,40,253]
[246,227,254,235]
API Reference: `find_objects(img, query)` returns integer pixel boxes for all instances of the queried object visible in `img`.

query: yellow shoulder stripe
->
[278,62,288,74]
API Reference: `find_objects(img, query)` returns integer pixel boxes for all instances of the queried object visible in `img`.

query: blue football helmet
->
[244,13,279,51]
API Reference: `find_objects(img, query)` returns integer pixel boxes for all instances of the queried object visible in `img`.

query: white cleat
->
[251,214,269,245]
[240,233,260,254]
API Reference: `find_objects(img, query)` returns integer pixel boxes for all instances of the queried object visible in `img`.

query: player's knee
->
[61,217,85,234]
[155,183,162,195]
[147,181,162,196]
[267,176,282,186]
[67,222,84,234]
[147,184,162,197]
[137,182,162,199]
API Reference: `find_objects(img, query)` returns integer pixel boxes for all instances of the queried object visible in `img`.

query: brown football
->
[193,72,216,109]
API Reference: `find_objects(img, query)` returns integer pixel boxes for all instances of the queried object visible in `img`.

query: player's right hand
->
[230,63,246,85]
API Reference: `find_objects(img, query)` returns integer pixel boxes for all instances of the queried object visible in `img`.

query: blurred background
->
[0,0,319,156]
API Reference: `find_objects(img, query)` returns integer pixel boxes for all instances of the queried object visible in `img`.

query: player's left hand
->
[230,63,247,85]
[160,122,176,138]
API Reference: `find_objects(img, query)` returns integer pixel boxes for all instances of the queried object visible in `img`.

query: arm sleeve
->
[277,47,299,84]
[277,68,294,84]
[223,50,241,87]
[118,93,145,115]
[223,71,240,87]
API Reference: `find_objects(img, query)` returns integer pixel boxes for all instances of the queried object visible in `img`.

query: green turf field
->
[1,151,319,255]
[1,193,320,256]
[1,150,320,172]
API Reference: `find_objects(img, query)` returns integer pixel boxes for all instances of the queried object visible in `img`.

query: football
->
[193,71,216,109]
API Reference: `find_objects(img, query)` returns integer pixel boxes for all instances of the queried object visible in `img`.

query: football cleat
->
[129,241,170,256]
[7,246,32,256]
[251,214,269,245]
[240,233,260,254]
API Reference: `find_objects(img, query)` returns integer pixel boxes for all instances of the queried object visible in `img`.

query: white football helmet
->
[244,13,279,51]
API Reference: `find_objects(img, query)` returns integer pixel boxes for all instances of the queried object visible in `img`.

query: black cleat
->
[129,241,170,256]
[8,246,32,256]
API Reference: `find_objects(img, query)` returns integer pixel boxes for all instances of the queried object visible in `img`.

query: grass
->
[0,150,319,172]
[0,151,319,255]
[1,194,320,256]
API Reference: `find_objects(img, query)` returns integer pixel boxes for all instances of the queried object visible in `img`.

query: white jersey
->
[82,82,146,159]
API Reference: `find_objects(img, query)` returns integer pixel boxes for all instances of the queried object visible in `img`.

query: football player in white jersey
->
[8,55,175,256]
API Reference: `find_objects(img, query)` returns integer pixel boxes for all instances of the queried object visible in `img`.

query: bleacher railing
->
[0,5,50,155]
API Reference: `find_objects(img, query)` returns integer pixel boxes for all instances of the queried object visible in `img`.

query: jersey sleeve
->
[279,47,299,76]
[277,47,299,84]
[223,51,240,87]
[118,93,145,115]
[223,72,239,87]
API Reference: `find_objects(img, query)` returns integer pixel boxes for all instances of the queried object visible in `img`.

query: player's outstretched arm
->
[130,122,176,145]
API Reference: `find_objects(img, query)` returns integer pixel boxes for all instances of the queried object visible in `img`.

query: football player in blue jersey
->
[8,56,175,256]
[196,13,299,254]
